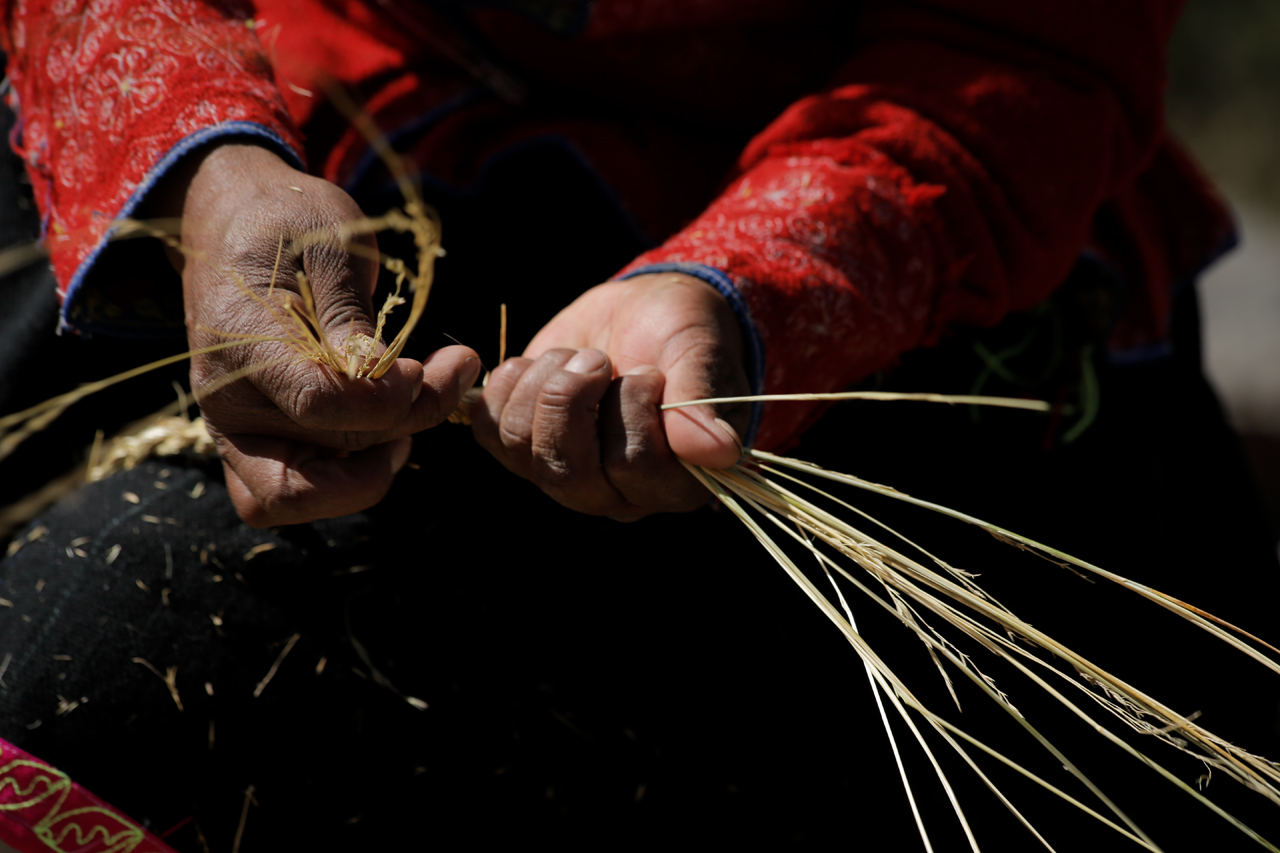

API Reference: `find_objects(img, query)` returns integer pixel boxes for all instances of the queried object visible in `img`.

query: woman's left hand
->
[471,273,750,520]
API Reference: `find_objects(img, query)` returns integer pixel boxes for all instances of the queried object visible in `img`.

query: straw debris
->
[253,632,301,699]
[132,657,183,712]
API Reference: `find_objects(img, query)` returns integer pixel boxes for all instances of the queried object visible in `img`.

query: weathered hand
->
[161,143,479,526]
[472,273,749,520]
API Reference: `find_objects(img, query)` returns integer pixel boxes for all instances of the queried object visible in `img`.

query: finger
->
[201,346,482,449]
[240,352,422,433]
[659,336,750,470]
[274,344,479,433]
[417,347,483,427]
[482,350,581,479]
[217,433,412,527]
[599,367,706,514]
[528,348,628,513]
[471,355,536,473]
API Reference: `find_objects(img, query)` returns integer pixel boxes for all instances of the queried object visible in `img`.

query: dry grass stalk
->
[669,410,1280,850]
[88,413,217,483]
[0,339,256,467]
[231,784,256,853]
[253,632,301,699]
[0,466,86,541]
[662,391,1051,412]
[0,395,219,538]
[448,302,505,425]
[132,657,183,712]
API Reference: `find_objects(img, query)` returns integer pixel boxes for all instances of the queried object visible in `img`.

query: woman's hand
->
[472,273,749,520]
[160,143,479,526]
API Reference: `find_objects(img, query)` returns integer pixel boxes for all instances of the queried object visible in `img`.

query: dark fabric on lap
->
[3,348,1278,850]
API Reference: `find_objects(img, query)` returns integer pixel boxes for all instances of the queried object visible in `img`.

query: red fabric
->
[0,0,1231,450]
[620,0,1229,447]
[0,737,178,853]
[0,0,300,314]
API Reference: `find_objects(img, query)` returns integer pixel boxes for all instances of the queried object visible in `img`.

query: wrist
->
[140,143,297,273]
[182,144,297,223]
[618,270,746,384]
[615,264,763,447]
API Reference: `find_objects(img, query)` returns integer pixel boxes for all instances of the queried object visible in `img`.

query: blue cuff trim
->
[617,262,765,449]
[60,121,304,336]
[1107,340,1174,365]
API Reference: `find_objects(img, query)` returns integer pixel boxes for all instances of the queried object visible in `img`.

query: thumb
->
[659,344,749,470]
[250,224,436,431]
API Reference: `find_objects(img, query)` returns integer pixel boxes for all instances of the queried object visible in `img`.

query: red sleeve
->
[1,0,303,334]
[620,0,1185,451]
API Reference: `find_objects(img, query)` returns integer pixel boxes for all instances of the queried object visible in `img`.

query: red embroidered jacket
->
[1,0,1232,450]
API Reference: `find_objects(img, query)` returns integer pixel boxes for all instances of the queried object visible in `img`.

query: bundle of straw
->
[650,391,1280,851]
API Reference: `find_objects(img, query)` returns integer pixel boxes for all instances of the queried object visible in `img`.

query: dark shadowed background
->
[1168,0,1280,559]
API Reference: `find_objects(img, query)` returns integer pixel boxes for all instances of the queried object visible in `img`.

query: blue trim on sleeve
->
[60,121,304,336]
[1097,224,1239,367]
[617,262,765,449]
[1108,340,1174,365]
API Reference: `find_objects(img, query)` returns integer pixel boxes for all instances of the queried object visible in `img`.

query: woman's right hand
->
[158,142,479,526]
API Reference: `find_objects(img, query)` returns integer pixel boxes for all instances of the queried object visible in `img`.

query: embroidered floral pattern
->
[0,740,176,853]
[1,0,300,303]
[623,144,946,450]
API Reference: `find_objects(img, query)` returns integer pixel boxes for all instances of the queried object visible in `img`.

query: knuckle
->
[536,385,578,415]
[496,417,532,454]
[228,490,273,528]
[607,512,649,523]
[333,430,377,452]
[531,455,575,490]
[259,471,309,514]
[536,370,597,417]
[314,427,373,455]
[489,356,532,389]
[316,287,374,337]
[605,425,661,470]
[283,374,329,425]
[231,470,310,528]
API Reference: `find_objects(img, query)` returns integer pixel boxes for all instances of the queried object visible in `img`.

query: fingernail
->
[458,357,482,397]
[564,349,606,375]
[607,514,644,523]
[714,417,745,458]
[412,381,424,403]
[623,364,662,378]
[390,437,413,475]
